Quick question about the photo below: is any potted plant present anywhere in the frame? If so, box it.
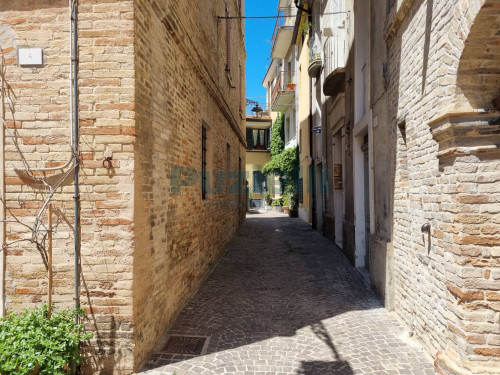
[264,191,272,207]
[288,193,299,218]
[300,21,313,37]
[286,78,296,91]
[282,193,291,214]
[271,198,283,212]
[282,184,299,217]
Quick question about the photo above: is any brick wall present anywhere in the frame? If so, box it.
[78,1,136,372]
[0,0,137,372]
[387,0,500,373]
[0,0,245,373]
[132,0,246,370]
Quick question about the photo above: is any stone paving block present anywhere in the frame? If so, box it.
[137,212,435,374]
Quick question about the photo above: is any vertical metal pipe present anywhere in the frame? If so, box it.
[71,0,80,319]
[48,204,53,318]
[0,57,6,317]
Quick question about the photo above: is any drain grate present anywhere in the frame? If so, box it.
[161,335,209,355]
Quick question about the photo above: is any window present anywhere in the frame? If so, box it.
[398,121,407,146]
[298,178,303,204]
[239,63,243,114]
[253,171,263,194]
[252,129,266,149]
[246,128,270,150]
[202,125,207,199]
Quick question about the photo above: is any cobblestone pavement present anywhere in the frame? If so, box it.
[138,211,435,375]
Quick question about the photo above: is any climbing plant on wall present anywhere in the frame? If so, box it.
[269,113,285,158]
[262,113,300,207]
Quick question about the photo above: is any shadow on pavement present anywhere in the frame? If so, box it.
[297,360,354,375]
[139,214,411,373]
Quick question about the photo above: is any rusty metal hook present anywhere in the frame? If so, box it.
[102,156,112,169]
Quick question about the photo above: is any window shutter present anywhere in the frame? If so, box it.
[246,128,253,149]
[253,171,263,194]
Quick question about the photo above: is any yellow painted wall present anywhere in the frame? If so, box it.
[245,151,271,198]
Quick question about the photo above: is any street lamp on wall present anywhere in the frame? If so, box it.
[251,104,263,118]
[246,98,264,118]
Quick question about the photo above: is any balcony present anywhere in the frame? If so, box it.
[271,70,295,113]
[271,7,296,59]
[308,34,323,78]
[323,25,347,97]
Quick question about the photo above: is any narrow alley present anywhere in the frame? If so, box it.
[139,212,434,375]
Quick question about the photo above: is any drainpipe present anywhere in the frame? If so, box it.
[0,58,5,317]
[71,0,81,319]
[294,0,312,14]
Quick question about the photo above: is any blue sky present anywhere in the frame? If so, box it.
[245,0,279,114]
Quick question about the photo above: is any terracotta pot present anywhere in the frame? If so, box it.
[286,83,296,90]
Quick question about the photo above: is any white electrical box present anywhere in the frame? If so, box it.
[18,47,43,67]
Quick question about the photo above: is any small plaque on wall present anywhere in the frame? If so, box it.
[18,47,43,67]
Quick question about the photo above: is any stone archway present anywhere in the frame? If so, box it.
[457,0,500,110]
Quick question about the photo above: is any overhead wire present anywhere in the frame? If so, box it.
[217,11,349,20]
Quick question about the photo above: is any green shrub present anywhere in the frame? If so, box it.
[262,146,299,179]
[271,198,282,206]
[282,193,291,207]
[264,191,272,205]
[0,305,92,375]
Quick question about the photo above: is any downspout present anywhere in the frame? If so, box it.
[71,0,81,319]
[294,0,312,14]
[0,57,5,317]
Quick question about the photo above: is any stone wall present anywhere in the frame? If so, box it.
[132,0,246,371]
[387,0,500,373]
[0,0,137,372]
[0,0,245,373]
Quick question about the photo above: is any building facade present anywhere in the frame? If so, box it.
[266,0,500,373]
[246,114,273,208]
[263,0,300,152]
[264,0,315,221]
[0,0,246,373]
